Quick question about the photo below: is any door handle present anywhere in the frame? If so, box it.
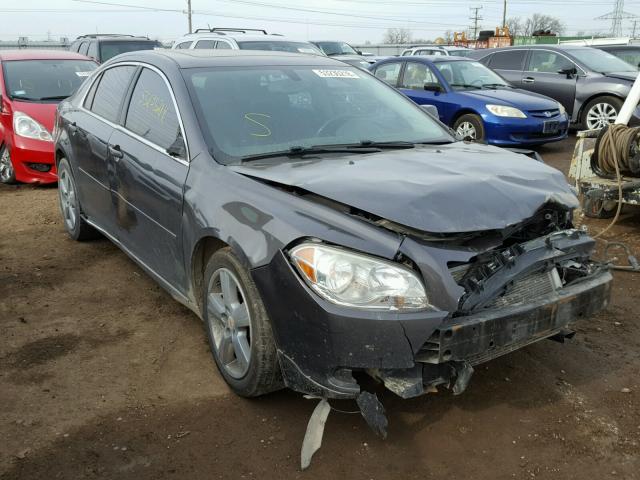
[108,144,124,161]
[522,77,535,84]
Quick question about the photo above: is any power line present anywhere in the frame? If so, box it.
[596,0,638,36]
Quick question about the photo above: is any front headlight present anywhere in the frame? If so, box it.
[289,243,428,310]
[486,104,527,118]
[13,111,53,142]
[557,103,567,116]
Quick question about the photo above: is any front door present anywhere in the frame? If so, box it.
[398,61,449,123]
[523,50,578,115]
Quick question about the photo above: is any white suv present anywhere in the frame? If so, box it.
[172,28,323,55]
[401,45,473,57]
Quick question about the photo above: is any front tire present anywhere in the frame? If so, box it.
[57,157,99,241]
[203,248,283,397]
[0,145,16,184]
[582,96,623,130]
[453,114,485,142]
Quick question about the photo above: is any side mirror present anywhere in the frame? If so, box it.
[420,104,439,118]
[559,66,577,78]
[356,50,363,55]
[423,82,443,93]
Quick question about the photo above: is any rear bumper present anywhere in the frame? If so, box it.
[9,136,57,184]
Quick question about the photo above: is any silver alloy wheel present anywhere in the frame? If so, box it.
[58,167,78,231]
[586,102,618,130]
[456,121,477,140]
[0,147,14,182]
[207,268,252,379]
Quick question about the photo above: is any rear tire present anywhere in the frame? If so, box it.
[453,114,485,142]
[203,247,283,397]
[0,145,16,184]
[57,157,99,241]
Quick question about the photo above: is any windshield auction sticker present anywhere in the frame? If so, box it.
[312,69,360,79]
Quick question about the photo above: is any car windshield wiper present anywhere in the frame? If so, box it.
[450,83,482,90]
[240,144,382,162]
[38,95,69,101]
[481,83,510,89]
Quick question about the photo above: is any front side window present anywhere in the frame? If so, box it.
[99,41,159,62]
[374,62,402,85]
[435,60,509,90]
[125,68,183,155]
[175,41,192,49]
[78,42,89,56]
[216,41,232,50]
[400,62,440,89]
[90,65,136,123]
[195,40,216,49]
[528,51,575,73]
[184,65,452,164]
[87,42,99,60]
[3,59,98,101]
[236,41,322,55]
[489,50,526,70]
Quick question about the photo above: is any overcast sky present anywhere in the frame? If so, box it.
[2,0,640,44]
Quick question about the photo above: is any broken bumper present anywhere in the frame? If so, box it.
[252,249,612,400]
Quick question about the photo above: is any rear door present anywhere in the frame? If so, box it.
[398,61,449,122]
[108,66,189,286]
[523,49,578,114]
[71,65,137,232]
[486,49,528,86]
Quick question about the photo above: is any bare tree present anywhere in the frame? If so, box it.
[523,14,565,36]
[506,17,523,38]
[383,28,413,44]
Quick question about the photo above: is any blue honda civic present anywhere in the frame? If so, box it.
[370,56,569,146]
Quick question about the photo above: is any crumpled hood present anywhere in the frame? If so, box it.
[459,88,559,111]
[11,101,58,132]
[230,142,579,233]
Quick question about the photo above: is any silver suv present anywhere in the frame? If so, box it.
[401,45,474,57]
[172,28,322,55]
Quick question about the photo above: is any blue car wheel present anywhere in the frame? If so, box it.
[453,114,485,142]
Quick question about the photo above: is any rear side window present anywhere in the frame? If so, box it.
[195,40,216,49]
[175,41,192,49]
[78,42,89,56]
[90,65,136,123]
[216,41,232,50]
[400,62,439,89]
[489,50,526,70]
[125,68,183,154]
[374,62,402,86]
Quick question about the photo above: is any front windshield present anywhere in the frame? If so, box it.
[237,41,322,55]
[3,59,97,101]
[435,60,509,89]
[184,66,452,163]
[570,48,638,73]
[315,41,358,56]
[100,41,159,62]
[604,48,640,68]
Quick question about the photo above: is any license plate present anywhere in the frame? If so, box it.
[543,120,561,134]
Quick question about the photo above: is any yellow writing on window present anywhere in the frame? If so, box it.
[140,90,168,123]
[244,113,272,137]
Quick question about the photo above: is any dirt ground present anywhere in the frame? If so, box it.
[1,136,639,480]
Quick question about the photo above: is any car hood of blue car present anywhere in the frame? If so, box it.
[231,142,578,234]
[456,87,560,111]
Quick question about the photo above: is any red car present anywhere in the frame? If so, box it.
[0,50,97,184]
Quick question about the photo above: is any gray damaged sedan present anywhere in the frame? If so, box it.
[54,50,611,427]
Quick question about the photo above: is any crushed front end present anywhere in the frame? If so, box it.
[251,205,612,402]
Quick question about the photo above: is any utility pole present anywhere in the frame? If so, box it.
[502,0,507,28]
[187,0,192,33]
[633,19,639,37]
[469,6,483,40]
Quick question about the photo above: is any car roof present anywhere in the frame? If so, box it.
[0,49,93,61]
[380,55,472,63]
[110,49,345,68]
[180,33,304,43]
